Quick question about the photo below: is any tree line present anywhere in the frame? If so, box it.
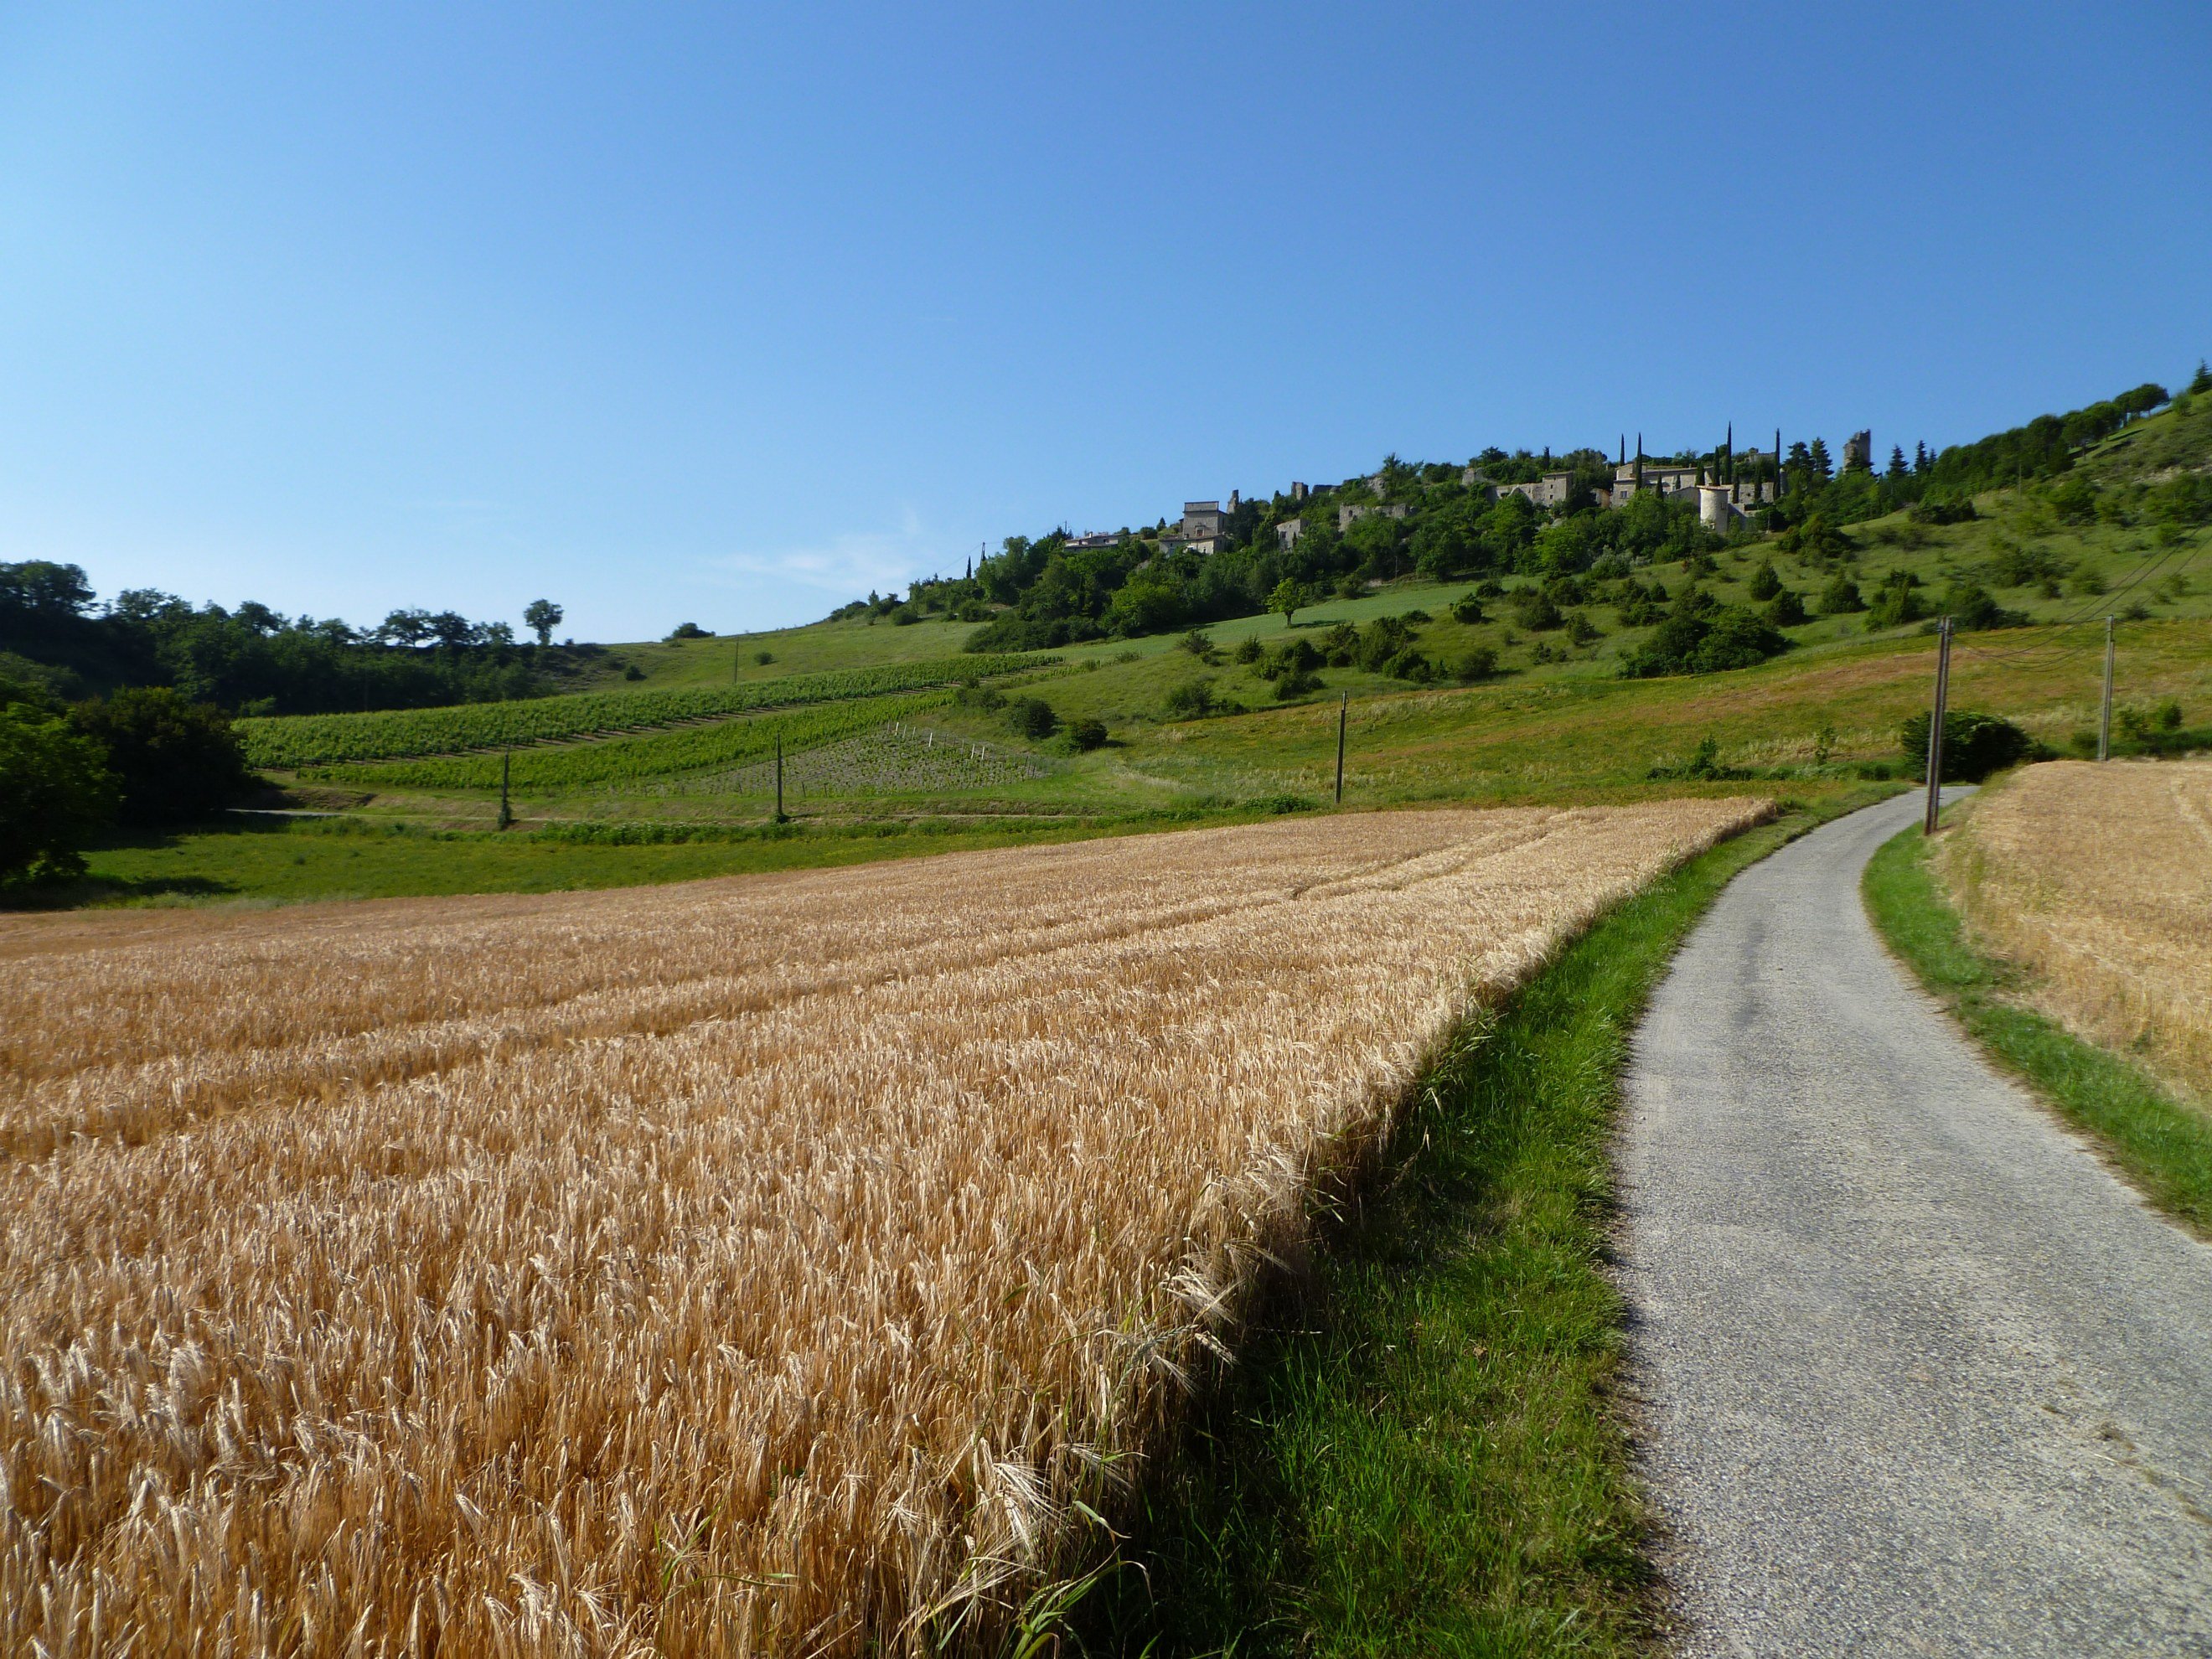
[0,562,573,716]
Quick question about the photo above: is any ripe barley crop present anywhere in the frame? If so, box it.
[0,801,1765,1655]
[1938,758,2212,1107]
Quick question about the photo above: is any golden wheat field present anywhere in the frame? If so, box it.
[0,800,1765,1656]
[1938,758,2212,1109]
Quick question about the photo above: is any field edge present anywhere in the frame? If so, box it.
[1068,791,1884,1656]
[1862,816,2212,1239]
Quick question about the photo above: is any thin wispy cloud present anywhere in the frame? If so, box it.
[707,511,962,599]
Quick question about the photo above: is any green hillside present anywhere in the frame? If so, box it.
[27,382,2212,908]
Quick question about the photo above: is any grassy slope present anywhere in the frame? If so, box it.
[1078,801,1862,1656]
[1863,816,2212,1235]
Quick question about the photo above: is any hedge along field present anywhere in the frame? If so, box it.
[237,654,1057,767]
[313,691,955,793]
[0,799,1767,1656]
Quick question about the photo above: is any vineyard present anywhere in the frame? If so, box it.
[668,720,1054,798]
[237,654,1057,767]
[311,692,955,793]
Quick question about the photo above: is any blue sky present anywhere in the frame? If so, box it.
[2,3,2206,641]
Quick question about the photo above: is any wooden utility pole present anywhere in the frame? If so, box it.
[499,747,513,830]
[774,736,786,824]
[1922,617,1952,835]
[2097,616,2116,762]
[1334,692,1348,804]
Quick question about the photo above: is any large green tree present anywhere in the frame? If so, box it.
[68,686,256,824]
[0,690,117,884]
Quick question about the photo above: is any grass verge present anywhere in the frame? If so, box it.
[1863,822,2212,1236]
[1077,799,1856,1657]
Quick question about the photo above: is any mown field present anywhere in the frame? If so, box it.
[0,799,1765,1655]
[1936,759,2212,1108]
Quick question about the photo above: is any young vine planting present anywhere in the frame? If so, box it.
[310,692,954,792]
[239,654,1057,767]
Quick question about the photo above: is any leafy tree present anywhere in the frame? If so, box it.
[68,687,256,824]
[1005,696,1059,740]
[1269,579,1306,628]
[0,692,117,884]
[524,599,564,646]
[1899,710,2031,781]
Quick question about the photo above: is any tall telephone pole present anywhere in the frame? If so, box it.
[1922,617,1953,835]
[2097,617,2116,761]
[1335,693,1348,804]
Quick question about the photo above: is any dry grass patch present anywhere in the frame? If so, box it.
[0,802,1765,1655]
[1938,759,2212,1109]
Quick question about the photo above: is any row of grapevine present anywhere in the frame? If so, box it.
[667,721,1053,798]
[240,654,1057,767]
[308,692,955,792]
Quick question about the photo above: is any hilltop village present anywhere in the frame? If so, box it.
[840,419,1964,653]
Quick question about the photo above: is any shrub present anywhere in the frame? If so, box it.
[1163,679,1217,720]
[1067,718,1109,751]
[1620,603,1787,679]
[1382,649,1432,682]
[1180,629,1217,659]
[1232,637,1264,664]
[890,607,919,626]
[1818,573,1866,613]
[623,664,647,680]
[1511,589,1563,631]
[1746,561,1782,601]
[1453,646,1499,682]
[754,649,776,664]
[1275,669,1322,700]
[1450,593,1486,624]
[68,687,255,825]
[1353,615,1417,670]
[1005,697,1059,740]
[1941,581,2031,632]
[1565,611,1603,645]
[1909,497,1977,525]
[1765,590,1808,628]
[1867,574,1929,629]
[667,622,713,640]
[1898,710,2032,781]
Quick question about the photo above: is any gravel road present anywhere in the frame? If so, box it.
[1619,789,2212,1656]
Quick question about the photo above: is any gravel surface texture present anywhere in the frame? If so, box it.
[1619,789,2212,1656]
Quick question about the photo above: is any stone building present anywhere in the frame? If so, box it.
[1843,430,1873,472]
[1275,518,1304,549]
[1164,501,1229,555]
[1337,503,1408,531]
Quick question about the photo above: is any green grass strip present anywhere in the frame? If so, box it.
[1078,807,1822,1658]
[1863,823,2212,1235]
